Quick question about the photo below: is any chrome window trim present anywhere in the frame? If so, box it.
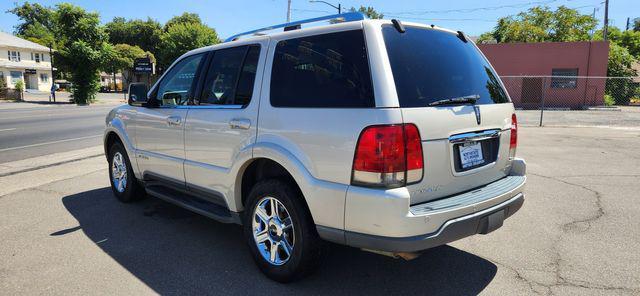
[181,105,245,109]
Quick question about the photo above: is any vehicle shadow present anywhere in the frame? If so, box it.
[60,187,497,295]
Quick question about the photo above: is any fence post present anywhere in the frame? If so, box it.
[539,77,546,127]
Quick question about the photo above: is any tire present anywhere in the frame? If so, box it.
[243,179,323,282]
[108,142,145,203]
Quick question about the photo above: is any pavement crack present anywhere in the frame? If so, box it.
[529,172,604,232]
[490,257,639,295]
[489,259,547,295]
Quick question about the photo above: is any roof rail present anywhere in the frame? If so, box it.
[224,12,366,42]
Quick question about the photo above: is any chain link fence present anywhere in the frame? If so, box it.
[500,76,640,125]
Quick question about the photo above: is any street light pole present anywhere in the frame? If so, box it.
[309,1,342,14]
[49,44,55,103]
[287,0,292,22]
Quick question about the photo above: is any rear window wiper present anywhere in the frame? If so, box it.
[428,95,480,106]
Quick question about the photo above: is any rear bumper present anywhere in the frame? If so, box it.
[317,158,526,252]
[340,193,524,252]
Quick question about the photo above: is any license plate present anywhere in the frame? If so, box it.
[459,141,484,169]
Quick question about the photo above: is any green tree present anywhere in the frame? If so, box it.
[486,6,596,43]
[349,6,383,19]
[164,12,202,30]
[8,2,56,47]
[604,43,638,105]
[111,44,155,89]
[52,3,108,104]
[54,3,106,48]
[105,17,162,53]
[601,27,640,58]
[634,19,640,31]
[158,22,219,69]
[477,32,497,44]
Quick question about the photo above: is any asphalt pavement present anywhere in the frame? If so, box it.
[0,102,119,163]
[0,125,639,295]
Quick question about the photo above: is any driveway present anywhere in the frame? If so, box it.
[0,126,639,295]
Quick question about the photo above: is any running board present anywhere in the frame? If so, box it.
[145,184,241,224]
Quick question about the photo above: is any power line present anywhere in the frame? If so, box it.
[385,2,602,23]
[383,15,496,22]
[384,0,560,15]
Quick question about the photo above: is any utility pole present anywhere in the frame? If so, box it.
[287,0,292,22]
[626,17,631,31]
[590,8,597,39]
[603,0,609,41]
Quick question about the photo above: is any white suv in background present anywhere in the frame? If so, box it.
[104,13,526,282]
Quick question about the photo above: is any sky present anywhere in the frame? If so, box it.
[0,0,638,39]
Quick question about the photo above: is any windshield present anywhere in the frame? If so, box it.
[382,26,510,107]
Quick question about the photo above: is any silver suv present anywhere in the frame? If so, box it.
[104,13,526,282]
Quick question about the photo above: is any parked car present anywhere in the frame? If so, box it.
[104,13,526,282]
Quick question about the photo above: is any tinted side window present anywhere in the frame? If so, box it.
[155,53,203,106]
[234,46,260,106]
[270,30,374,108]
[199,47,246,105]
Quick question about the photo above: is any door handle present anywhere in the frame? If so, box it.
[166,115,182,126]
[229,118,251,130]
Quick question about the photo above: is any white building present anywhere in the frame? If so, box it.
[0,31,53,92]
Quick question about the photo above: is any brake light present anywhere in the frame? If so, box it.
[509,113,518,159]
[352,124,423,188]
[404,124,423,183]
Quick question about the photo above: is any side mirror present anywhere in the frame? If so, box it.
[128,83,148,107]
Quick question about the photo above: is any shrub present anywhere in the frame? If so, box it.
[14,80,24,93]
[604,94,615,106]
[0,76,6,99]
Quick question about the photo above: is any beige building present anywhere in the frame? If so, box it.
[0,31,53,92]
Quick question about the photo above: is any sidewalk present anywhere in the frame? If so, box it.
[0,146,105,196]
[1,91,126,108]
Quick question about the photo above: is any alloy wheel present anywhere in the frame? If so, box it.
[252,196,295,266]
[111,152,128,193]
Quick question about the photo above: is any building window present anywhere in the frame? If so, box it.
[40,73,49,83]
[10,71,22,84]
[35,53,41,63]
[551,68,578,89]
[8,51,21,62]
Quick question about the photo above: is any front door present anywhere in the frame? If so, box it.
[135,53,205,185]
[24,73,36,89]
[184,42,265,201]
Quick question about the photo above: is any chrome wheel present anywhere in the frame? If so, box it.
[252,196,295,266]
[111,152,127,193]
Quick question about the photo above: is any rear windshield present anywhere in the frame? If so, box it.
[382,26,509,107]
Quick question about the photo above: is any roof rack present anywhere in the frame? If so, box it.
[224,12,366,42]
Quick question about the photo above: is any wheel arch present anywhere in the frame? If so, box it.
[232,143,348,232]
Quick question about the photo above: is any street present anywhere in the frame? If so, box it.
[0,98,120,163]
[0,104,639,294]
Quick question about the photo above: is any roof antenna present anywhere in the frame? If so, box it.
[391,19,406,33]
[457,31,468,43]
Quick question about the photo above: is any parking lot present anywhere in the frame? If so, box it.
[1,111,639,295]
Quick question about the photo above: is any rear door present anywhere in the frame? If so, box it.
[183,42,266,203]
[381,25,515,204]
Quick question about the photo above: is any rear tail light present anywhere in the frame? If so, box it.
[352,124,423,188]
[509,113,518,159]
